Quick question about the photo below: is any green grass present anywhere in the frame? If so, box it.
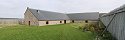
[0,23,96,40]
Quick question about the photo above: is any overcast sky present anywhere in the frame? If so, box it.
[0,0,125,18]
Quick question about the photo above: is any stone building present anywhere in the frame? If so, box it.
[24,7,99,26]
[67,12,99,23]
[24,8,70,26]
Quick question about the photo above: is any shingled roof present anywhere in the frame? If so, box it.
[28,8,70,20]
[67,12,99,20]
[27,8,99,21]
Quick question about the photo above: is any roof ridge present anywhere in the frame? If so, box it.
[28,8,70,20]
[28,8,64,14]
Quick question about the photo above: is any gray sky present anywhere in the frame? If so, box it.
[0,0,125,18]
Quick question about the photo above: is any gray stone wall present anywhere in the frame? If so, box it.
[24,9,39,26]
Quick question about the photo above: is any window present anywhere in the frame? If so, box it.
[72,20,74,23]
[85,20,88,23]
[46,21,49,24]
[28,21,30,26]
[60,21,62,23]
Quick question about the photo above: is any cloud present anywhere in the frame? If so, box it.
[29,0,125,13]
[0,0,27,18]
[0,0,125,18]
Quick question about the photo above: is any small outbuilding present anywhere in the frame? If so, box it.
[0,18,20,25]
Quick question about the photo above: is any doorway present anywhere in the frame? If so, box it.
[64,20,66,24]
[28,21,30,26]
[72,20,74,23]
[60,21,62,23]
[85,20,88,23]
[46,21,49,24]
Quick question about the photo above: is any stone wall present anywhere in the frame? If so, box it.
[39,20,70,26]
[24,9,39,26]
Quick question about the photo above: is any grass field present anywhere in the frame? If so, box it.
[0,23,96,40]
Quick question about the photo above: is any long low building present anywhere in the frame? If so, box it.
[24,7,99,26]
[67,12,99,23]
[0,18,23,25]
[24,8,70,26]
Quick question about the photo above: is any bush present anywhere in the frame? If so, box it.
[79,22,98,33]
[96,21,116,40]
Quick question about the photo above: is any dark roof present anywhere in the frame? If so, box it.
[28,8,70,20]
[67,12,99,20]
[28,8,99,21]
